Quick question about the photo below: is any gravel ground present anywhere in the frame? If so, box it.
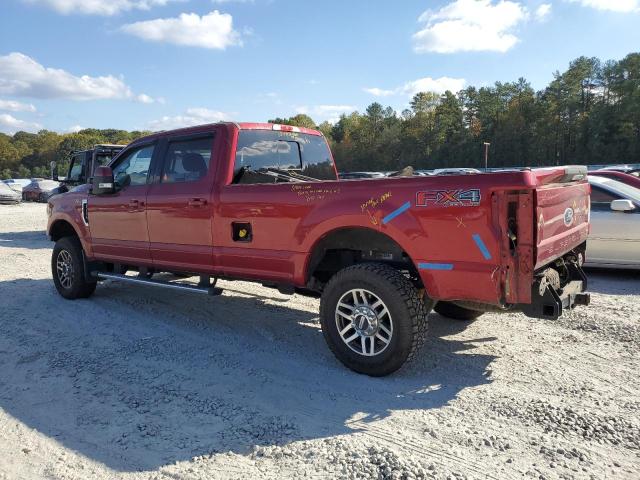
[0,202,638,480]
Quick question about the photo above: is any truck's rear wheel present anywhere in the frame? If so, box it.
[52,236,97,299]
[319,263,433,376]
[434,301,483,321]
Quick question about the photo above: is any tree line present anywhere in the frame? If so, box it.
[1,52,638,180]
[0,129,151,180]
[275,53,640,172]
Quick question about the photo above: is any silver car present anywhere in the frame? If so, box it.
[0,181,21,204]
[586,176,640,269]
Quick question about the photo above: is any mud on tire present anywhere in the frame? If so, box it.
[52,236,97,300]
[319,263,434,376]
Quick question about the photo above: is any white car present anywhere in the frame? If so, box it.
[3,178,31,193]
[0,181,21,204]
[586,176,640,269]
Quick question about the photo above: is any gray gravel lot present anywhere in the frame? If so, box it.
[0,203,639,479]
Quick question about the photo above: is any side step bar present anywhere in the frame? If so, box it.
[96,272,223,296]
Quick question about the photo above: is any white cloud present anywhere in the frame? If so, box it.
[148,107,231,130]
[136,93,155,104]
[413,0,528,54]
[66,125,85,133]
[568,0,639,12]
[121,10,242,49]
[364,76,467,97]
[535,3,552,20]
[0,99,37,112]
[0,113,42,134]
[363,87,395,97]
[295,105,356,123]
[0,52,154,102]
[401,77,467,95]
[24,0,176,16]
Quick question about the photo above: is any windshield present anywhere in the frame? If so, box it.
[596,177,640,202]
[234,130,336,182]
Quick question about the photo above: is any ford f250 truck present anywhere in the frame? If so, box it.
[47,122,591,376]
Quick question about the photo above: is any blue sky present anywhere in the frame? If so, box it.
[1,0,639,134]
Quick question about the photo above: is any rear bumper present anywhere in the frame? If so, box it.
[520,263,590,320]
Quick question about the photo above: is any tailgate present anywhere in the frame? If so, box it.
[534,168,590,269]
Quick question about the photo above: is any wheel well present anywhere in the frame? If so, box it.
[49,220,78,242]
[306,227,421,291]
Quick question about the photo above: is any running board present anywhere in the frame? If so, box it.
[96,272,223,296]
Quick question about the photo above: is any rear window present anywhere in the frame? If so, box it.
[233,130,336,184]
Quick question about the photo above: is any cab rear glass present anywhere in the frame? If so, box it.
[233,130,336,183]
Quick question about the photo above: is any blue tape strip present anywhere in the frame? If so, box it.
[382,201,411,224]
[472,233,492,260]
[418,262,454,271]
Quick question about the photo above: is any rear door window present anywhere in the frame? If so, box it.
[160,135,214,183]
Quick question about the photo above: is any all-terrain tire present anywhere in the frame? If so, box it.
[434,301,484,321]
[319,263,434,376]
[52,236,97,299]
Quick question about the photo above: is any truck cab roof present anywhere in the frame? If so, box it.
[133,122,324,145]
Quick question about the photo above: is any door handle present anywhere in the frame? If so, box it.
[188,198,207,207]
[128,199,139,208]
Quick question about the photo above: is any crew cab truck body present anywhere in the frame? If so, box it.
[47,122,591,376]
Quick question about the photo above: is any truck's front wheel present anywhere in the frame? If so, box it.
[52,236,97,300]
[319,263,432,376]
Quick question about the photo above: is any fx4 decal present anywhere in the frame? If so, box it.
[416,189,481,207]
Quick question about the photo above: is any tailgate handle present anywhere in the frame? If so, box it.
[188,198,207,207]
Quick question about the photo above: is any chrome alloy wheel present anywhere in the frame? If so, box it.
[335,288,393,356]
[56,249,74,289]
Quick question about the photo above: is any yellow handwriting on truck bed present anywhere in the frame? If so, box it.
[361,191,392,212]
[291,184,341,202]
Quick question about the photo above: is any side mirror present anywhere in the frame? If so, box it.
[92,166,115,195]
[610,199,635,212]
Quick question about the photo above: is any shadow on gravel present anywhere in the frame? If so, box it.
[0,277,495,472]
[584,268,640,295]
[0,230,49,250]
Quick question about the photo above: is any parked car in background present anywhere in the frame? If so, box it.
[590,170,640,189]
[433,168,482,175]
[338,171,386,179]
[598,164,640,177]
[586,176,640,269]
[0,181,21,204]
[3,178,31,193]
[22,179,61,202]
[62,144,125,188]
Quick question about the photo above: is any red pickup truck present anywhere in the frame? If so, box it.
[47,122,591,376]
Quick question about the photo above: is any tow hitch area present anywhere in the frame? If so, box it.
[520,264,590,320]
